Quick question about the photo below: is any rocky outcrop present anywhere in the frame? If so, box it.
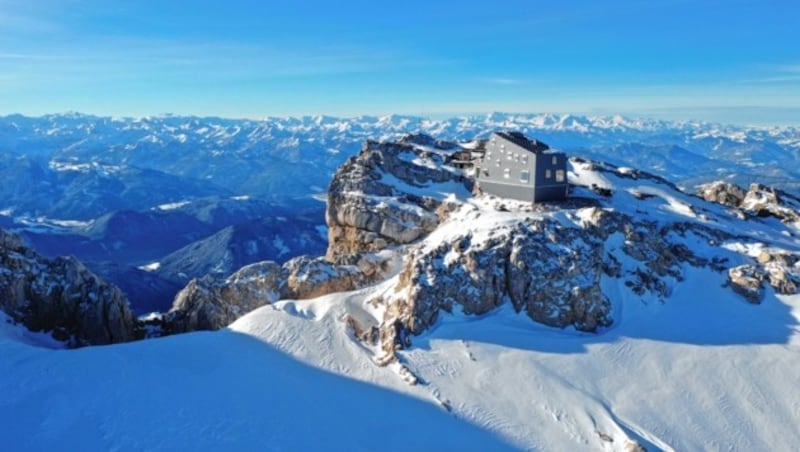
[163,134,800,350]
[325,135,472,258]
[164,261,286,333]
[727,250,800,303]
[0,229,135,346]
[164,252,393,333]
[380,218,614,345]
[741,184,800,223]
[698,181,746,207]
[373,201,731,357]
[760,251,799,295]
[699,181,800,223]
[727,265,766,303]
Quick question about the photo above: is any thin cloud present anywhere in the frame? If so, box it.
[737,62,800,84]
[0,52,77,61]
[477,77,524,86]
[0,38,446,89]
[742,75,800,84]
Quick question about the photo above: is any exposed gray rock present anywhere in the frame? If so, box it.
[164,261,286,333]
[698,181,746,207]
[0,229,135,346]
[164,252,392,333]
[728,265,766,303]
[374,206,723,357]
[759,250,800,295]
[700,181,800,224]
[326,136,472,258]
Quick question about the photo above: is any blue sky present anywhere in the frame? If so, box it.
[1,0,798,124]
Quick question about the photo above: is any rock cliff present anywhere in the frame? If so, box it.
[0,229,135,346]
[164,134,800,360]
[325,134,473,258]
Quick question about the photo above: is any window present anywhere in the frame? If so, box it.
[552,156,557,165]
[507,153,513,161]
[555,170,565,182]
[503,168,510,179]
[495,158,501,167]
[522,155,528,164]
[486,151,491,159]
[520,170,530,183]
[545,169,552,179]
[514,153,520,162]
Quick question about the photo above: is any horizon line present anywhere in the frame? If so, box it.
[2,108,800,129]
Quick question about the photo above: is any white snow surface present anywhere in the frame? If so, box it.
[155,200,191,211]
[0,309,513,451]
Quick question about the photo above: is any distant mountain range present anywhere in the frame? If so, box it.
[1,112,798,220]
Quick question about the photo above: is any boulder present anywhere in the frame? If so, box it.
[698,181,746,207]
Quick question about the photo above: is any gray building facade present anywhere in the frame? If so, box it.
[476,131,568,202]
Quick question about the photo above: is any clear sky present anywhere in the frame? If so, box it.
[1,0,799,124]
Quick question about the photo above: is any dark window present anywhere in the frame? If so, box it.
[520,170,530,183]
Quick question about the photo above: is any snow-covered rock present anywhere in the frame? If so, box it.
[165,134,800,349]
[700,181,800,224]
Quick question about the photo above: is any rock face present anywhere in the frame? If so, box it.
[164,252,393,333]
[325,134,473,258]
[374,198,731,356]
[383,218,614,341]
[0,229,135,346]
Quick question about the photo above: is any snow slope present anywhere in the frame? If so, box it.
[0,311,513,451]
[224,271,800,451]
